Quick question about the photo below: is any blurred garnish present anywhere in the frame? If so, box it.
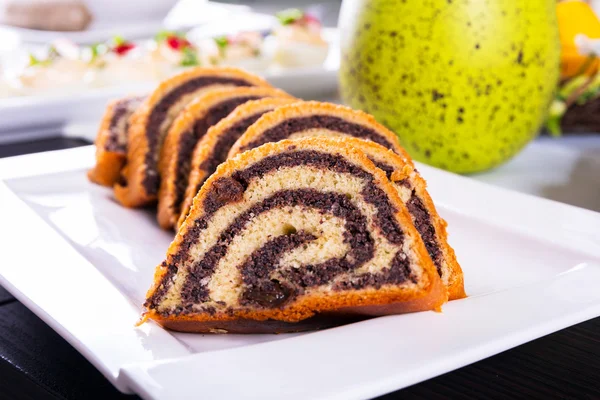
[180,47,199,67]
[27,46,59,67]
[27,53,43,67]
[90,43,103,59]
[545,63,600,135]
[275,8,321,27]
[110,36,135,56]
[276,8,304,25]
[87,43,108,63]
[545,1,600,134]
[48,46,59,60]
[214,36,229,50]
[156,30,192,51]
[155,30,178,42]
[546,101,567,136]
[112,35,126,46]
[557,0,600,79]
[113,43,135,56]
[167,36,191,51]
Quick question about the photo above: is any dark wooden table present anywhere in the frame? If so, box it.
[1,137,599,400]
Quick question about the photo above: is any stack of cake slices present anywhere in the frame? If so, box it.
[89,67,465,334]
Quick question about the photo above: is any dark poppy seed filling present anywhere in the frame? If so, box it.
[177,189,375,311]
[332,251,417,291]
[198,111,269,184]
[177,111,271,227]
[171,96,260,214]
[142,77,252,195]
[239,115,395,152]
[146,150,411,313]
[369,158,444,278]
[228,151,403,244]
[406,192,443,276]
[396,178,412,188]
[240,232,316,308]
[174,189,416,314]
[371,160,394,179]
[105,96,144,153]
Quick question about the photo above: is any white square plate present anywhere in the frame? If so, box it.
[0,146,599,399]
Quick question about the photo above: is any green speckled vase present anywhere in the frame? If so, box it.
[339,0,560,173]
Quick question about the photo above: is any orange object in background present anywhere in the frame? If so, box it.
[557,0,600,79]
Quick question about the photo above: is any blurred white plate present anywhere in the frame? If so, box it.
[0,1,250,44]
[0,146,599,399]
[0,20,165,44]
[0,28,340,136]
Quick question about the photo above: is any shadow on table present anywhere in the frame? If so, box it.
[540,148,600,213]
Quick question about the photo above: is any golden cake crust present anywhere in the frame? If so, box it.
[144,137,447,333]
[157,86,294,230]
[176,97,300,229]
[339,138,465,300]
[227,101,413,163]
[87,96,141,187]
[150,281,446,333]
[113,67,271,208]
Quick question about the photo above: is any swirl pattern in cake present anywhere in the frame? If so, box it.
[114,67,271,207]
[178,101,414,229]
[157,86,294,229]
[88,95,144,187]
[178,97,300,229]
[143,137,447,333]
[228,101,413,161]
[337,138,465,300]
